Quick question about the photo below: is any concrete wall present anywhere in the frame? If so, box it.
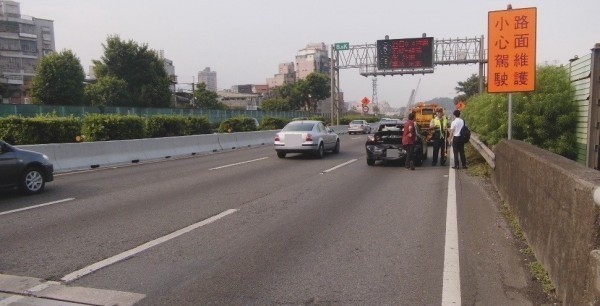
[492,140,600,304]
[19,131,277,173]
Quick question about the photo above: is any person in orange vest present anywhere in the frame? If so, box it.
[429,108,448,166]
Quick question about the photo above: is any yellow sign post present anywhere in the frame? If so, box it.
[488,7,537,93]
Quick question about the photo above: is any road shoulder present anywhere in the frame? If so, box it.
[455,171,559,304]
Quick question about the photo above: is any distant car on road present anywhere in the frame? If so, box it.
[348,120,372,134]
[0,140,54,194]
[274,120,340,158]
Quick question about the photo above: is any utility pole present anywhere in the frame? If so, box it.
[191,76,196,107]
[372,77,378,115]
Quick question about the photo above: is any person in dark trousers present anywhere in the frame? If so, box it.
[449,109,467,169]
[403,112,417,170]
[429,108,448,166]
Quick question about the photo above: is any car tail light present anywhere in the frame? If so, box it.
[274,134,280,141]
[305,133,313,142]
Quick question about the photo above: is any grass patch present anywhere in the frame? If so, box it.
[464,143,493,177]
[529,262,556,294]
[501,202,556,296]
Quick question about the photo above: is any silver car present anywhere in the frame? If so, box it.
[0,140,54,194]
[348,120,372,134]
[274,120,340,158]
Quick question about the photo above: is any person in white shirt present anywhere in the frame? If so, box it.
[449,109,467,169]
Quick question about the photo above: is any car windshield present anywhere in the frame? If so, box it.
[283,122,314,132]
[350,120,363,124]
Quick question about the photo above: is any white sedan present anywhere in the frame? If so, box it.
[274,120,340,158]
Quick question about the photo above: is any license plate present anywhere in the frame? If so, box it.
[386,149,399,158]
[286,134,303,146]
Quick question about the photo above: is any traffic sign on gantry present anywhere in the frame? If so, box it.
[334,42,349,51]
[487,7,537,93]
[377,37,434,70]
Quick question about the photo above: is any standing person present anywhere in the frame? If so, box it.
[429,108,448,166]
[403,112,417,170]
[449,110,467,169]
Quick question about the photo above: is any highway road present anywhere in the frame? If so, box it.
[0,133,546,305]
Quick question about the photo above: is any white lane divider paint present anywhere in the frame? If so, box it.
[0,198,75,216]
[209,157,269,170]
[61,209,238,283]
[441,157,461,305]
[321,159,357,174]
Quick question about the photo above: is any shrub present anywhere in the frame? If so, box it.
[146,115,188,138]
[185,116,212,135]
[260,117,289,130]
[218,116,258,133]
[0,115,81,145]
[82,114,145,141]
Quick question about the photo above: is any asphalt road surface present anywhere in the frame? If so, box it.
[0,133,552,305]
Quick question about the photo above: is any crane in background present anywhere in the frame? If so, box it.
[404,79,421,118]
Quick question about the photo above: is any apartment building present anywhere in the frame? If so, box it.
[266,62,295,88]
[198,67,217,92]
[0,0,55,103]
[295,43,329,80]
[158,50,177,92]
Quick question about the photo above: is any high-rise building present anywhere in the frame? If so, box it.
[295,43,330,80]
[158,50,177,92]
[198,67,217,92]
[0,0,55,104]
[266,62,295,88]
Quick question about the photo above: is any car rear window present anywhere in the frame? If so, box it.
[283,122,314,131]
[350,120,363,124]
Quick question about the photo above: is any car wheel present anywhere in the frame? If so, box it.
[367,158,375,166]
[20,167,45,194]
[333,140,340,154]
[277,151,286,158]
[315,143,324,158]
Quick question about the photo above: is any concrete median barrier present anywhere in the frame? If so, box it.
[236,131,274,148]
[141,137,177,160]
[217,133,238,150]
[196,134,221,153]
[16,131,274,173]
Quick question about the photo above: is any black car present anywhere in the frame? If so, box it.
[0,140,54,194]
[365,120,427,166]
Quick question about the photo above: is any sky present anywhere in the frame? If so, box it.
[21,0,600,107]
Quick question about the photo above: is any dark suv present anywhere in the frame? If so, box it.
[365,119,427,166]
[0,140,54,194]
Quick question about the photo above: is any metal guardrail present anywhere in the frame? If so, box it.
[469,133,495,169]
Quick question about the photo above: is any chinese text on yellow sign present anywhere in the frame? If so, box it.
[488,7,537,93]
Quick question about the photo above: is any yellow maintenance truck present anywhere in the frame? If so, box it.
[410,102,439,144]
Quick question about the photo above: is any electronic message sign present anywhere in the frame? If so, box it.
[377,37,434,70]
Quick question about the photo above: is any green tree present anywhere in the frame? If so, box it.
[84,76,130,107]
[303,72,331,111]
[463,65,577,159]
[260,98,290,111]
[93,35,171,107]
[454,73,486,104]
[194,83,227,109]
[31,50,85,105]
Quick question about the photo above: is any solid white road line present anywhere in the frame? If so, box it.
[209,157,269,170]
[321,159,358,174]
[0,198,75,216]
[442,157,461,304]
[60,209,238,283]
